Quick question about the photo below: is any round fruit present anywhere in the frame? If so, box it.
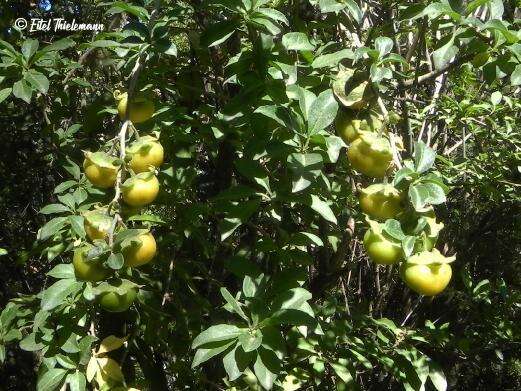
[335,109,383,144]
[123,233,157,267]
[83,152,119,188]
[347,132,393,178]
[400,249,455,296]
[359,184,403,221]
[122,173,159,207]
[73,246,110,282]
[363,229,403,265]
[116,92,155,124]
[127,136,164,173]
[84,210,112,241]
[99,285,138,313]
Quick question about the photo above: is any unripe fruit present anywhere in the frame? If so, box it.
[123,233,157,267]
[347,132,393,178]
[83,210,112,241]
[122,173,159,207]
[400,249,454,296]
[363,229,403,265]
[83,152,119,188]
[73,246,110,282]
[359,184,403,221]
[127,136,164,173]
[335,109,383,144]
[99,285,138,313]
[116,92,155,124]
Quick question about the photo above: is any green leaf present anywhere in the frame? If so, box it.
[382,219,406,241]
[192,340,235,368]
[106,253,125,270]
[21,39,39,62]
[238,329,263,352]
[253,348,280,390]
[0,87,11,104]
[331,360,354,383]
[12,79,32,103]
[282,32,314,51]
[88,40,121,48]
[311,49,354,68]
[491,91,502,105]
[223,345,242,381]
[511,64,521,86]
[68,215,86,238]
[307,89,338,134]
[432,34,458,70]
[414,141,436,173]
[41,278,82,311]
[201,20,238,47]
[287,153,323,193]
[37,368,68,391]
[38,217,68,241]
[66,371,86,391]
[106,2,150,20]
[325,135,347,163]
[20,333,45,352]
[309,195,337,224]
[375,36,393,57]
[40,204,71,214]
[46,264,75,279]
[25,70,49,94]
[221,287,249,323]
[272,288,312,312]
[191,324,242,349]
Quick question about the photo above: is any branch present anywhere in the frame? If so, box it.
[403,53,474,87]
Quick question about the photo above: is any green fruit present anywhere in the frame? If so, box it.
[401,249,455,296]
[99,285,138,312]
[347,132,393,178]
[73,246,110,282]
[359,184,403,221]
[336,109,383,143]
[363,229,403,265]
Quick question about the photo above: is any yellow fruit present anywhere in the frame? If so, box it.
[335,109,383,143]
[84,210,112,241]
[363,229,403,265]
[122,173,159,207]
[127,136,164,173]
[401,249,454,296]
[359,184,403,221]
[83,152,119,188]
[347,132,393,178]
[123,233,157,267]
[73,246,110,282]
[116,92,155,123]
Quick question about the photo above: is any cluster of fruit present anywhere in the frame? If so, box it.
[74,93,163,312]
[336,108,454,296]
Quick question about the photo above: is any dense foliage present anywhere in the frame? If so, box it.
[0,1,520,390]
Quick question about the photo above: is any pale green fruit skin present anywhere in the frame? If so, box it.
[73,246,110,282]
[336,110,383,143]
[123,233,157,267]
[129,141,164,173]
[363,229,403,265]
[83,158,118,188]
[117,94,155,123]
[122,175,160,207]
[347,134,393,178]
[401,261,452,296]
[359,184,403,221]
[99,287,138,312]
